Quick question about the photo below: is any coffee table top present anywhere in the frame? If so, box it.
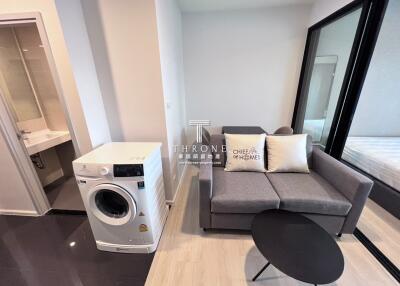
[251,210,344,284]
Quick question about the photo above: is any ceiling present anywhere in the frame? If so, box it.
[178,0,317,12]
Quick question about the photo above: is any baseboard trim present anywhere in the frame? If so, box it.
[0,209,39,216]
[354,228,400,282]
[166,163,187,205]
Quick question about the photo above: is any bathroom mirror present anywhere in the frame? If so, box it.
[0,24,43,122]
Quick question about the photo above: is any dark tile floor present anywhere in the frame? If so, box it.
[0,214,154,286]
[45,176,86,211]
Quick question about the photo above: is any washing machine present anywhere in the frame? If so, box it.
[72,142,168,253]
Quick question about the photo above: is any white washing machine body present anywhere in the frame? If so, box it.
[73,143,168,253]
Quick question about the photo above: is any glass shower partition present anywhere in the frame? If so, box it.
[0,24,43,122]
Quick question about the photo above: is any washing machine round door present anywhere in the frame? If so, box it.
[88,183,137,226]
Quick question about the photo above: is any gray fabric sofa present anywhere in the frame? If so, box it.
[199,134,374,234]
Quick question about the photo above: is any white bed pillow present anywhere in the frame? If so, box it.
[224,133,266,172]
[266,134,309,173]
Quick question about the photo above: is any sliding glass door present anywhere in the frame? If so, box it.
[293,7,362,148]
[292,0,389,157]
[293,0,398,279]
[292,4,364,148]
[341,0,399,270]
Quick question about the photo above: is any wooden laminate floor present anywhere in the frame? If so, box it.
[145,166,398,286]
[358,199,400,267]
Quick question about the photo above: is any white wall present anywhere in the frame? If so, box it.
[81,0,167,143]
[0,0,95,214]
[0,123,36,215]
[81,0,182,202]
[55,0,111,148]
[349,0,400,136]
[155,0,187,197]
[309,0,353,26]
[182,5,311,133]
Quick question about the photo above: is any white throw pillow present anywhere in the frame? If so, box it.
[224,133,266,172]
[266,134,309,173]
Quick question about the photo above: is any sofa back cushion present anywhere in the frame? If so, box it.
[210,133,313,168]
[224,133,267,172]
[266,134,310,173]
[202,127,211,145]
[267,134,313,167]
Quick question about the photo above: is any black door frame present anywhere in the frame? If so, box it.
[291,0,388,159]
[291,0,400,282]
[325,0,388,157]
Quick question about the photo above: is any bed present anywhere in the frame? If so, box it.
[342,137,400,192]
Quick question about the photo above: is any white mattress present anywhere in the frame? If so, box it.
[342,137,400,192]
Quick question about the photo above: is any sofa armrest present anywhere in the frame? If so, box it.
[199,151,213,228]
[312,147,373,233]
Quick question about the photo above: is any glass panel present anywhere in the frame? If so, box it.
[0,26,41,121]
[297,8,362,148]
[342,0,400,268]
[304,56,337,143]
[95,190,130,218]
[14,24,63,127]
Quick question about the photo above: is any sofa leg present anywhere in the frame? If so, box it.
[203,228,207,232]
[337,233,342,238]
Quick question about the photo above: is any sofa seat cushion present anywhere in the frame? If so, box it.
[211,167,280,214]
[266,171,352,216]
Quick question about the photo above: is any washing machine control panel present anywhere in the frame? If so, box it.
[113,164,144,177]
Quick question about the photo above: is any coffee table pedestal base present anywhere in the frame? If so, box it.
[252,262,270,281]
[252,262,318,285]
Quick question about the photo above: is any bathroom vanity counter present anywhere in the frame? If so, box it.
[24,129,71,155]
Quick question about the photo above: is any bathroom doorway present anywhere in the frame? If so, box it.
[0,14,84,213]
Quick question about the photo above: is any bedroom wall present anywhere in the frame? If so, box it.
[349,0,400,137]
[182,5,312,134]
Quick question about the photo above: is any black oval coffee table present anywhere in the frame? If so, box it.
[251,210,344,285]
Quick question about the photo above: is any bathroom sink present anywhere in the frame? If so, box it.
[23,129,71,155]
